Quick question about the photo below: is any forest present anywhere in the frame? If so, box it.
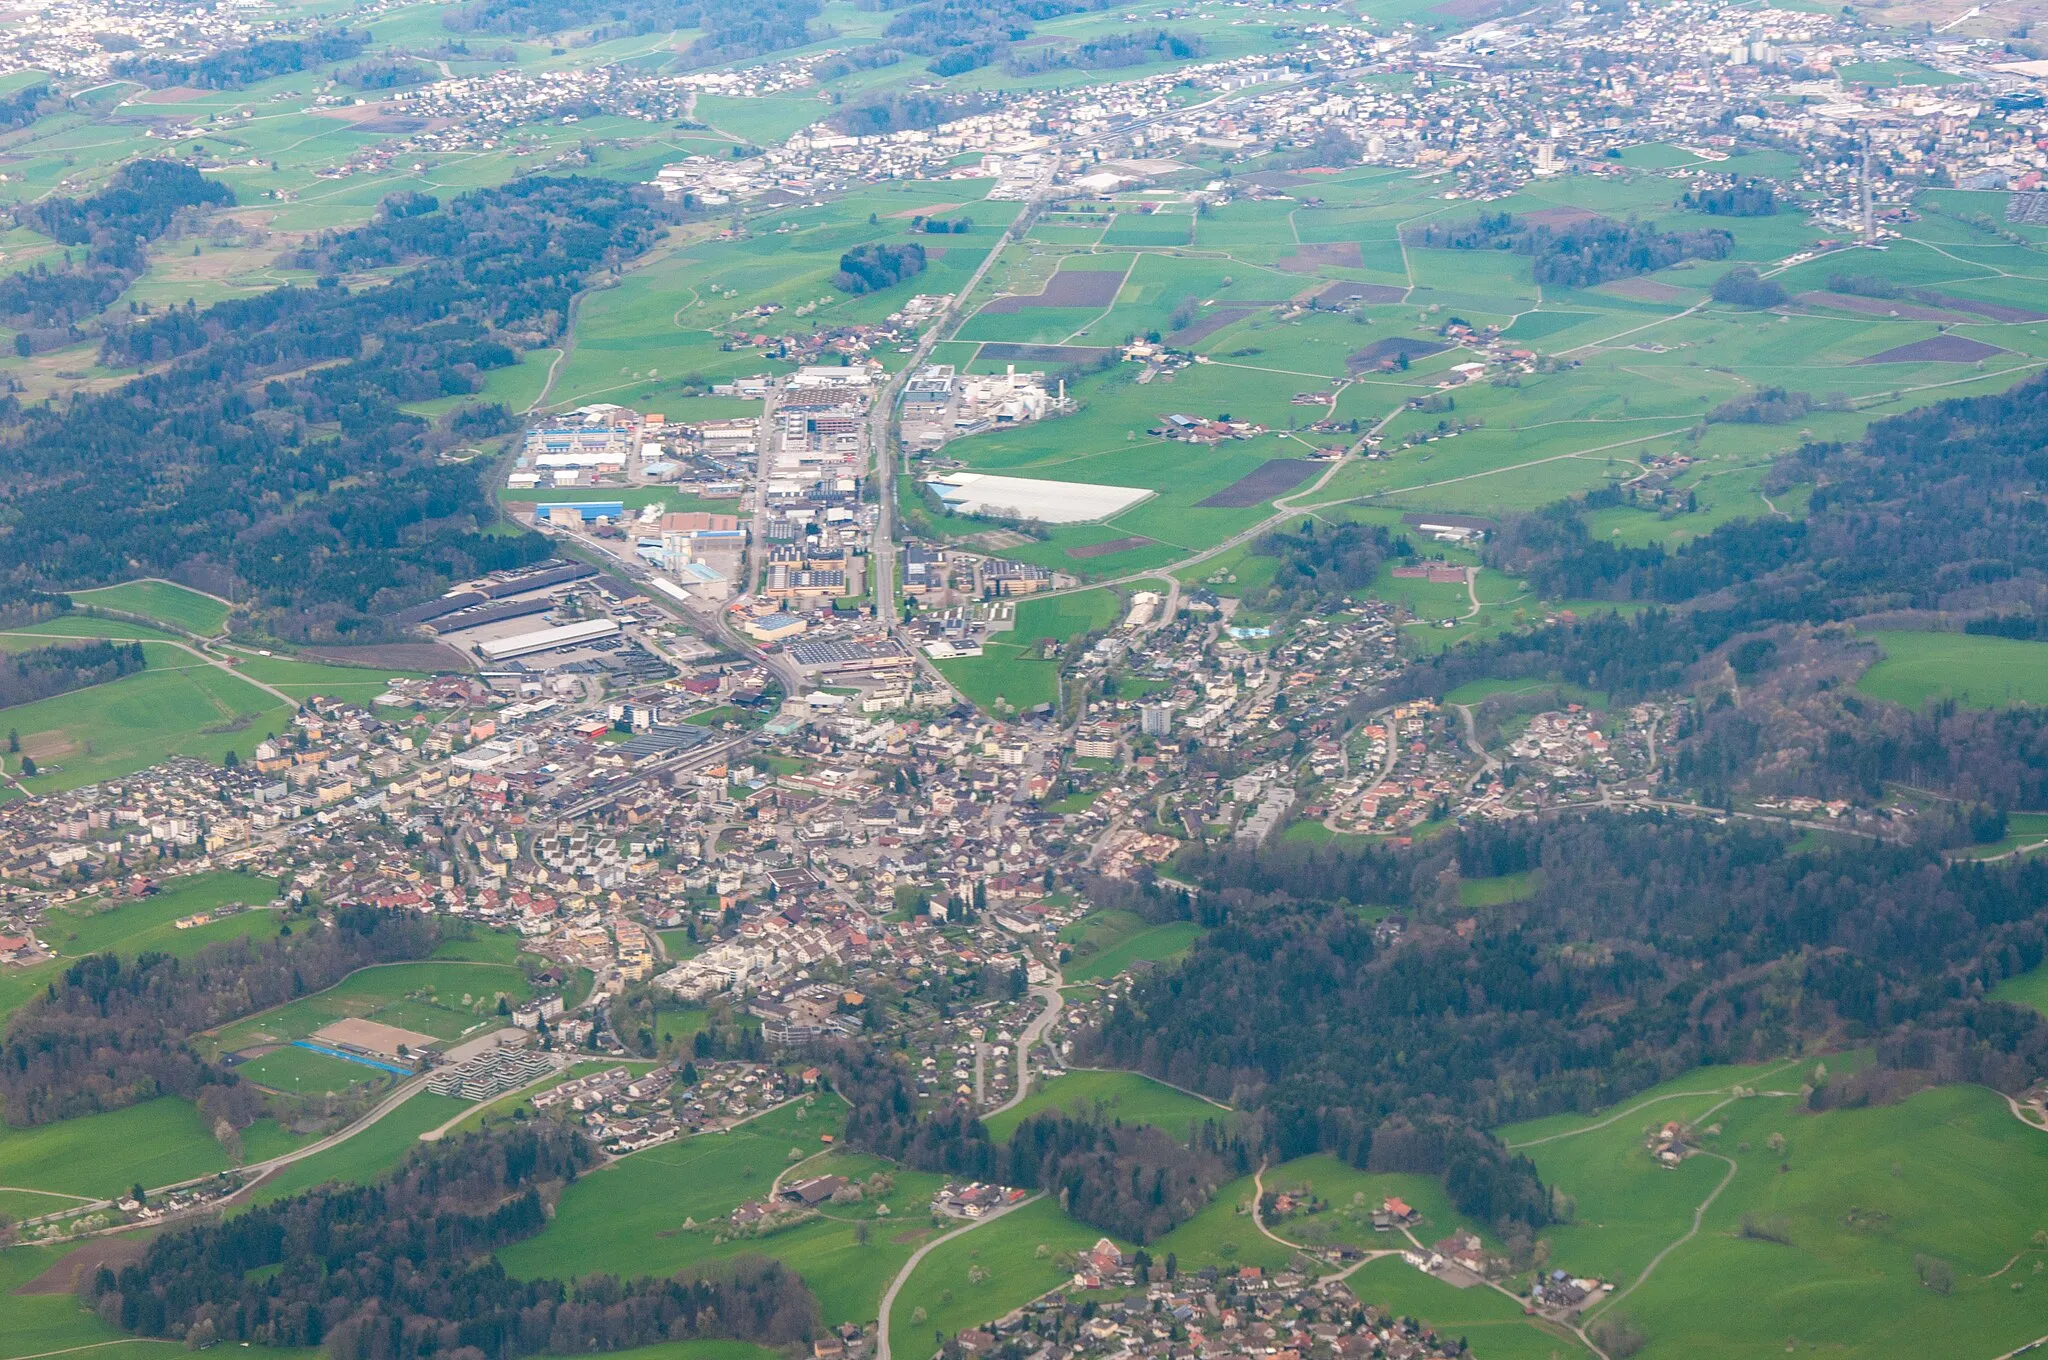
[1243,519,1402,614]
[0,638,147,710]
[1705,385,1840,424]
[836,241,927,294]
[828,91,998,137]
[1085,815,2048,1236]
[90,1122,822,1356]
[1709,265,1788,307]
[114,32,369,89]
[0,906,440,1126]
[1409,211,1733,288]
[882,0,1114,74]
[0,582,73,630]
[0,176,670,639]
[0,81,49,133]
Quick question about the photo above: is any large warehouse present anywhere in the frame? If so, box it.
[476,618,620,661]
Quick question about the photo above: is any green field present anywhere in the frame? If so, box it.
[1458,870,1544,908]
[28,872,282,971]
[1496,1067,2048,1359]
[886,1196,1119,1360]
[228,653,431,703]
[67,580,230,634]
[0,1097,231,1199]
[935,589,1123,712]
[498,1100,931,1323]
[0,641,288,792]
[244,1089,474,1207]
[1057,908,1205,983]
[982,1069,1226,1142]
[1990,958,2048,1016]
[1855,631,2048,710]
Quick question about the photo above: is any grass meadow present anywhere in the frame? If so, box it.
[497,1099,918,1320]
[66,580,230,633]
[27,872,282,977]
[1854,631,2048,710]
[934,589,1122,711]
[885,1196,1119,1360]
[1057,908,1205,983]
[982,1069,1225,1142]
[0,640,289,793]
[1499,1069,2048,1360]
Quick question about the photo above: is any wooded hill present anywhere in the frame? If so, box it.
[0,176,676,641]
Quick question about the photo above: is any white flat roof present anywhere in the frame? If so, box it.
[925,472,1151,524]
[476,618,619,661]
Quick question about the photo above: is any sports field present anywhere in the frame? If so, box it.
[1854,631,2048,709]
[934,589,1123,712]
[233,1043,395,1097]
[207,959,536,1059]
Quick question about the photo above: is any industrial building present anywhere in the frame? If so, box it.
[475,618,620,661]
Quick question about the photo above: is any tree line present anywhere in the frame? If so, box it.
[115,31,369,89]
[0,638,147,710]
[88,1121,822,1356]
[0,905,440,1126]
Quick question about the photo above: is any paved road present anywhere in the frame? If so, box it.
[983,977,1065,1118]
[875,1193,1045,1360]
